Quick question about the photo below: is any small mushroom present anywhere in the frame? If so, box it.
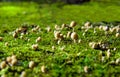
[54,31,61,40]
[84,21,91,27]
[0,61,7,69]
[13,32,18,38]
[89,42,99,49]
[106,49,111,58]
[5,42,9,46]
[84,66,89,73]
[6,56,12,63]
[29,61,35,68]
[61,24,66,29]
[11,58,17,66]
[103,26,109,31]
[115,58,120,65]
[36,37,41,43]
[41,65,47,73]
[57,39,61,45]
[70,21,77,28]
[116,33,120,37]
[52,46,55,51]
[32,44,39,50]
[71,32,78,43]
[11,55,17,60]
[20,71,27,77]
[46,26,51,32]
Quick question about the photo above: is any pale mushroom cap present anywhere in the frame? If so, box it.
[52,46,56,51]
[5,42,9,46]
[91,43,98,49]
[11,58,17,66]
[21,71,27,77]
[13,32,18,38]
[61,24,66,29]
[41,65,46,73]
[46,26,51,32]
[116,58,120,64]
[36,37,41,43]
[103,26,109,31]
[116,33,120,37]
[29,61,35,68]
[32,44,38,50]
[70,21,77,27]
[11,55,17,60]
[6,56,12,63]
[84,66,88,73]
[0,61,7,69]
[84,22,91,27]
[71,32,78,40]
[106,50,111,58]
[89,42,98,49]
[54,31,61,40]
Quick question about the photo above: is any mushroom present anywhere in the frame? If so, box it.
[70,21,77,28]
[106,49,111,58]
[71,32,78,43]
[89,42,99,49]
[61,24,66,29]
[13,32,18,38]
[84,66,89,73]
[115,58,120,65]
[103,26,109,31]
[46,26,51,32]
[11,58,17,66]
[52,46,55,51]
[116,33,120,37]
[32,44,39,50]
[36,37,41,43]
[29,61,35,68]
[41,65,47,73]
[0,61,7,69]
[6,56,12,63]
[84,21,91,27]
[20,71,27,77]
[54,31,62,40]
[5,42,9,46]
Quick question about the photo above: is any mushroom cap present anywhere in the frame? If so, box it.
[21,71,27,77]
[54,31,61,40]
[32,44,38,50]
[41,65,47,73]
[70,21,77,27]
[36,37,41,43]
[116,33,120,37]
[29,61,35,68]
[6,56,12,63]
[84,21,91,27]
[0,61,7,69]
[71,32,78,40]
[11,58,17,66]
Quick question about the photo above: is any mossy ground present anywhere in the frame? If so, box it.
[0,2,120,77]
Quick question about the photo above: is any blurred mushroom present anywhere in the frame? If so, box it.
[29,61,35,68]
[71,32,78,43]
